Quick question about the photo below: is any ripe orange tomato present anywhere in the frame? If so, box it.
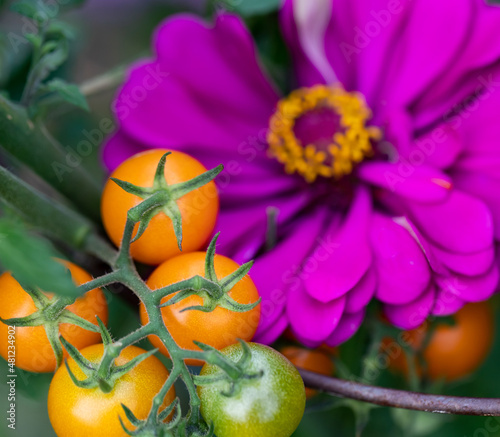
[140,251,260,365]
[280,346,334,398]
[101,149,219,265]
[383,301,494,382]
[0,260,108,373]
[48,344,175,437]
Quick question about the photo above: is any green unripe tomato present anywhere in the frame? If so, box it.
[198,342,306,437]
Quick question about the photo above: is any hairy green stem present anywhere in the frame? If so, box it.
[0,95,101,219]
[76,271,121,294]
[0,165,117,264]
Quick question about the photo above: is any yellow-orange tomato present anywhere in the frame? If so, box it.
[383,302,494,382]
[101,149,219,265]
[0,260,108,373]
[140,252,260,365]
[48,344,175,437]
[280,346,334,398]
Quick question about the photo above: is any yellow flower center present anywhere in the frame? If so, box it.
[267,84,382,183]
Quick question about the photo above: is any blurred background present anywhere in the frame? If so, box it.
[1,1,500,436]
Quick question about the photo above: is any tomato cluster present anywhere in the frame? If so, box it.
[0,149,307,437]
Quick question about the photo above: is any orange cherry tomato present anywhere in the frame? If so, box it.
[280,346,334,398]
[139,251,260,365]
[383,301,494,382]
[48,344,175,437]
[0,260,108,373]
[101,149,219,265]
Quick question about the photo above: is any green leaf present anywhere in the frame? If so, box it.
[22,38,69,104]
[10,0,44,22]
[11,0,86,20]
[46,21,76,40]
[39,78,89,111]
[32,38,68,81]
[0,219,79,297]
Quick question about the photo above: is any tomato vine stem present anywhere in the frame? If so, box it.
[300,370,500,416]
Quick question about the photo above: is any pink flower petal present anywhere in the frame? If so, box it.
[407,190,494,254]
[304,187,372,302]
[253,207,329,337]
[431,245,495,277]
[287,285,346,343]
[432,287,466,317]
[325,310,366,347]
[370,214,431,305]
[344,267,376,314]
[435,266,499,303]
[384,285,435,330]
[253,312,288,345]
[358,162,453,203]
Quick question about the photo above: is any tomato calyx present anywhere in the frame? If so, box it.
[111,152,223,250]
[118,398,184,437]
[156,233,261,314]
[119,398,215,437]
[0,282,99,368]
[194,340,264,397]
[59,318,156,393]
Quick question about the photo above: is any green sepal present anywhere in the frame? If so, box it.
[45,322,64,368]
[20,284,50,309]
[113,153,222,253]
[219,261,253,290]
[60,336,94,373]
[59,310,100,333]
[118,416,136,437]
[236,339,252,368]
[169,164,222,199]
[204,233,219,282]
[96,316,113,346]
[217,295,261,313]
[158,200,183,251]
[157,236,259,315]
[64,359,96,389]
[111,178,153,198]
[159,289,197,309]
[156,277,204,301]
[0,312,45,327]
[158,398,181,423]
[192,341,221,354]
[153,152,171,189]
[113,348,158,381]
[179,303,216,314]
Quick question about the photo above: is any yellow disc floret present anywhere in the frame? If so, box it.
[267,84,381,183]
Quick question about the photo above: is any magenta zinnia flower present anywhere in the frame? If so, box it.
[103,0,500,347]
